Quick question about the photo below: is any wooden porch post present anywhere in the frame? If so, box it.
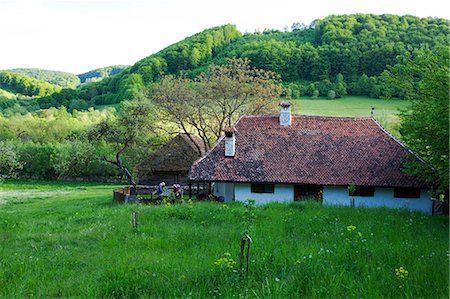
[208,181,212,196]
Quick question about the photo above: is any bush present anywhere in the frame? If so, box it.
[312,90,319,98]
[0,142,22,176]
[327,90,336,99]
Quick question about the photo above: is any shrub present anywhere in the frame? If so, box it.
[312,89,319,98]
[327,90,336,99]
[0,142,22,177]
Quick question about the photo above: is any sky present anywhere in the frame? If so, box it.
[0,0,449,74]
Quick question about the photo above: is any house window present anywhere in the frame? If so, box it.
[349,186,375,197]
[251,184,275,193]
[394,188,421,198]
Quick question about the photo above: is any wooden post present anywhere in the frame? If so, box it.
[131,211,139,232]
[208,181,212,196]
[196,181,200,197]
[188,181,192,199]
[240,234,252,277]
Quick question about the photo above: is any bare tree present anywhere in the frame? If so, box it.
[151,58,284,151]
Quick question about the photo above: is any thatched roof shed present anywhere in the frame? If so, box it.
[138,134,207,186]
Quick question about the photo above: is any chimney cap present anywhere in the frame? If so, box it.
[223,127,237,133]
[279,101,292,107]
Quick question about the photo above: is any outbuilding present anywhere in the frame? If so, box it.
[139,134,207,186]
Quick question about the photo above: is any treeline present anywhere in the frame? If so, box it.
[6,68,80,88]
[0,72,61,97]
[0,107,123,180]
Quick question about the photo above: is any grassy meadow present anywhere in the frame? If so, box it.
[0,180,448,298]
[294,96,410,136]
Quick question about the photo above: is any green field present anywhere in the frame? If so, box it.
[294,96,410,136]
[0,180,448,298]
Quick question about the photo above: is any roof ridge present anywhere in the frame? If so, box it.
[240,114,372,120]
[370,117,433,169]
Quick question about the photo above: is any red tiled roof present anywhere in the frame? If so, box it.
[189,115,431,188]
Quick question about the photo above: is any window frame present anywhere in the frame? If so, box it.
[251,183,275,194]
[349,186,375,197]
[393,187,421,199]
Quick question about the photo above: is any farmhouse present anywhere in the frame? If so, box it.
[139,133,207,186]
[189,102,434,214]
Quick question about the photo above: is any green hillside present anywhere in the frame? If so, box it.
[76,24,241,106]
[6,68,80,89]
[46,14,447,108]
[78,65,129,84]
[5,14,449,111]
[0,72,61,98]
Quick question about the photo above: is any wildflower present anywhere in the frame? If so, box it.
[395,267,409,279]
[395,266,409,288]
[214,252,237,271]
[347,225,357,231]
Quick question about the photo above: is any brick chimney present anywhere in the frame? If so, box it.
[223,127,236,157]
[279,101,292,126]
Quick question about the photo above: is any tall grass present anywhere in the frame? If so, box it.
[0,180,448,298]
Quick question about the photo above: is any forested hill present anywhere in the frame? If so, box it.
[6,66,129,89]
[71,24,242,106]
[78,65,129,84]
[6,68,80,89]
[39,14,448,108]
[0,72,61,97]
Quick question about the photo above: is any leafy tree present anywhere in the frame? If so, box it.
[89,97,156,190]
[385,46,449,192]
[16,142,57,178]
[335,73,347,98]
[53,140,96,178]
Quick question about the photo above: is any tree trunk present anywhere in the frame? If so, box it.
[104,139,138,193]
